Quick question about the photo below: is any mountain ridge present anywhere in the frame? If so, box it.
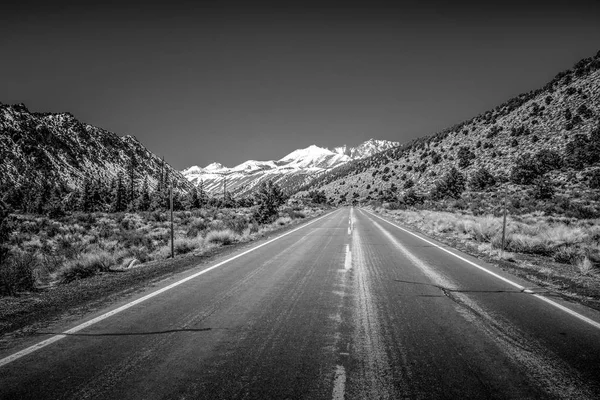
[182,138,399,196]
[0,102,193,194]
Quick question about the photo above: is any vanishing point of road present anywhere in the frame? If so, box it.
[1,208,600,399]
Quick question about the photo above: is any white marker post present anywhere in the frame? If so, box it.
[170,183,174,259]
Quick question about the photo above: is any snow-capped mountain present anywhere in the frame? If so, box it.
[0,102,192,192]
[278,145,351,169]
[182,138,399,196]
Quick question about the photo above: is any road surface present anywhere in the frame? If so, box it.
[1,207,600,399]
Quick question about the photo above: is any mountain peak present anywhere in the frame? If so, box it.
[205,162,226,171]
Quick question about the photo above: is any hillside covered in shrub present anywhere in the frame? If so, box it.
[297,51,600,217]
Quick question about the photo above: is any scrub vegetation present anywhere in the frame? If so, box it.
[372,207,600,308]
[0,181,321,297]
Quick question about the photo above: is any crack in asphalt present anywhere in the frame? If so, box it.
[392,279,551,295]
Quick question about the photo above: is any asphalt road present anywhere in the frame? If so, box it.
[2,207,600,399]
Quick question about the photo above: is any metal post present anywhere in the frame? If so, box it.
[501,186,507,259]
[170,183,174,259]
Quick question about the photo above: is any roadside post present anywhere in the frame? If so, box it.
[501,186,507,259]
[170,183,174,259]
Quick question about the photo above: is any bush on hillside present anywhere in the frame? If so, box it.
[511,149,563,185]
[565,127,600,169]
[431,167,465,199]
[401,189,423,206]
[532,175,555,200]
[457,146,476,169]
[469,167,496,191]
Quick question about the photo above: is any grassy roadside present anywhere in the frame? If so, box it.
[0,207,329,344]
[368,207,600,311]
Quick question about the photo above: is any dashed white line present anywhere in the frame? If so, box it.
[361,208,600,331]
[0,210,340,368]
[332,365,347,400]
[344,244,352,271]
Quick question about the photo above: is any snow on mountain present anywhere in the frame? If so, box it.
[332,145,351,157]
[278,145,351,169]
[231,160,278,173]
[204,162,228,172]
[349,138,399,158]
[182,139,399,196]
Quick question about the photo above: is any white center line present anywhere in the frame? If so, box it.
[344,244,352,271]
[332,365,347,400]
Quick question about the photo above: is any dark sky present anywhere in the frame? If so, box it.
[2,1,600,169]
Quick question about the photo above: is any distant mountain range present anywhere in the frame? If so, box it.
[0,103,192,192]
[181,139,399,196]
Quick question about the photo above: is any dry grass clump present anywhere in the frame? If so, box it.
[382,208,599,268]
[1,204,324,294]
[58,250,116,283]
[0,250,38,296]
[174,237,201,255]
[577,257,594,275]
[205,229,239,245]
[274,216,292,226]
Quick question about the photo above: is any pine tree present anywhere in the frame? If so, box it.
[137,176,151,211]
[198,180,207,207]
[253,180,285,224]
[0,196,12,268]
[128,149,137,207]
[80,177,93,212]
[111,172,127,212]
[45,185,65,217]
[187,187,200,210]
[90,179,104,212]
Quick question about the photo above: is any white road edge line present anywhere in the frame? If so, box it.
[0,209,340,368]
[361,208,600,331]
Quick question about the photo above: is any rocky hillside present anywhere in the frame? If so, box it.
[182,138,398,196]
[0,103,192,193]
[298,51,600,216]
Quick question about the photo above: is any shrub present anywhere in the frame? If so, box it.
[469,167,496,191]
[174,237,200,255]
[577,257,594,275]
[0,198,12,269]
[457,147,475,169]
[431,167,465,199]
[589,169,600,189]
[205,229,238,245]
[58,251,115,283]
[401,189,423,206]
[225,216,249,234]
[553,246,580,264]
[274,216,292,226]
[0,250,37,296]
[565,131,600,169]
[535,149,563,172]
[532,176,555,200]
[511,154,539,184]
